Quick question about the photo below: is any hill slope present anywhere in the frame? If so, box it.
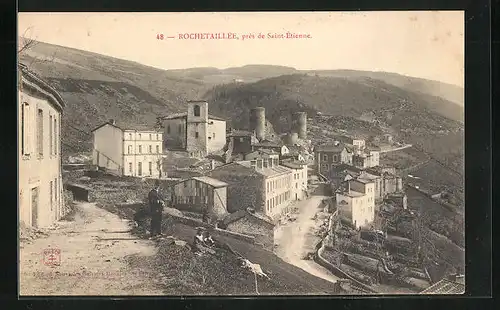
[19,41,211,153]
[20,41,463,163]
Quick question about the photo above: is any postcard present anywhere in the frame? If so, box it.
[18,11,465,296]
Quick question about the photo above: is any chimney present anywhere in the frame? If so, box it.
[256,159,263,169]
[109,119,116,125]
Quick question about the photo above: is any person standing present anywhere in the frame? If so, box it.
[148,180,165,238]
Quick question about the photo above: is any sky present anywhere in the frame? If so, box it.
[18,11,464,87]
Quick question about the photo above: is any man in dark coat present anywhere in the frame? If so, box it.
[148,180,165,238]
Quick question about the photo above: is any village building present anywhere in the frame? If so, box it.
[252,139,289,156]
[159,100,226,157]
[365,166,404,199]
[335,135,366,153]
[336,178,375,229]
[91,120,164,177]
[315,142,353,176]
[244,149,280,161]
[226,129,256,154]
[170,176,229,222]
[219,209,275,250]
[18,63,66,228]
[208,158,293,220]
[352,150,380,169]
[281,145,308,162]
[281,160,308,200]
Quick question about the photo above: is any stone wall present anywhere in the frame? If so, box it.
[226,215,274,251]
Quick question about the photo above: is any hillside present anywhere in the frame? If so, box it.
[19,41,463,166]
[19,41,212,153]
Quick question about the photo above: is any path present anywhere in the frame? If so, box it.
[379,144,413,154]
[274,191,339,284]
[19,202,164,296]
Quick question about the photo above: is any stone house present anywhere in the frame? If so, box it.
[159,100,226,157]
[352,150,380,169]
[315,142,353,175]
[208,158,293,220]
[226,129,256,155]
[252,139,289,156]
[170,176,229,221]
[91,121,164,178]
[18,63,65,228]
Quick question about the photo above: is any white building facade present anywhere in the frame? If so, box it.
[336,179,375,229]
[92,120,164,177]
[18,64,65,228]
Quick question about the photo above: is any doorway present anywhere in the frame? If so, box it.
[31,187,39,227]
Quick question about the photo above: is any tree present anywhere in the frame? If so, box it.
[18,26,57,69]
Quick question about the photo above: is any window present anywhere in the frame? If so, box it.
[54,118,57,155]
[54,178,58,211]
[138,162,142,176]
[195,132,199,138]
[323,154,328,161]
[138,145,142,153]
[49,115,53,155]
[37,109,43,156]
[167,125,171,134]
[184,182,187,188]
[149,162,153,175]
[156,134,159,140]
[21,103,29,155]
[129,162,132,173]
[50,181,53,211]
[128,145,132,154]
[149,134,152,140]
[149,145,152,153]
[138,134,142,139]
[193,105,200,116]
[333,155,338,162]
[156,145,160,153]
[213,133,215,139]
[239,137,244,142]
[129,133,132,140]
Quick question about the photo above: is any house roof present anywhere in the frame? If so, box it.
[192,176,228,188]
[91,121,160,133]
[315,143,346,153]
[353,178,375,184]
[281,161,306,170]
[237,161,292,177]
[420,279,465,294]
[158,112,226,121]
[222,209,274,227]
[19,63,65,112]
[338,190,365,198]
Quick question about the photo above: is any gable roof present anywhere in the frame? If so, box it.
[315,143,346,153]
[237,161,292,177]
[19,63,65,112]
[192,176,228,188]
[91,122,160,133]
[159,112,226,121]
[281,161,306,170]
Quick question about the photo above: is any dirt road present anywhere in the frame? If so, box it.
[274,193,339,284]
[19,202,164,295]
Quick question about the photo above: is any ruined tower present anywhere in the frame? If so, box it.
[249,107,266,141]
[292,112,307,139]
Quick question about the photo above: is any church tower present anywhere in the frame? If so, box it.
[186,100,209,157]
